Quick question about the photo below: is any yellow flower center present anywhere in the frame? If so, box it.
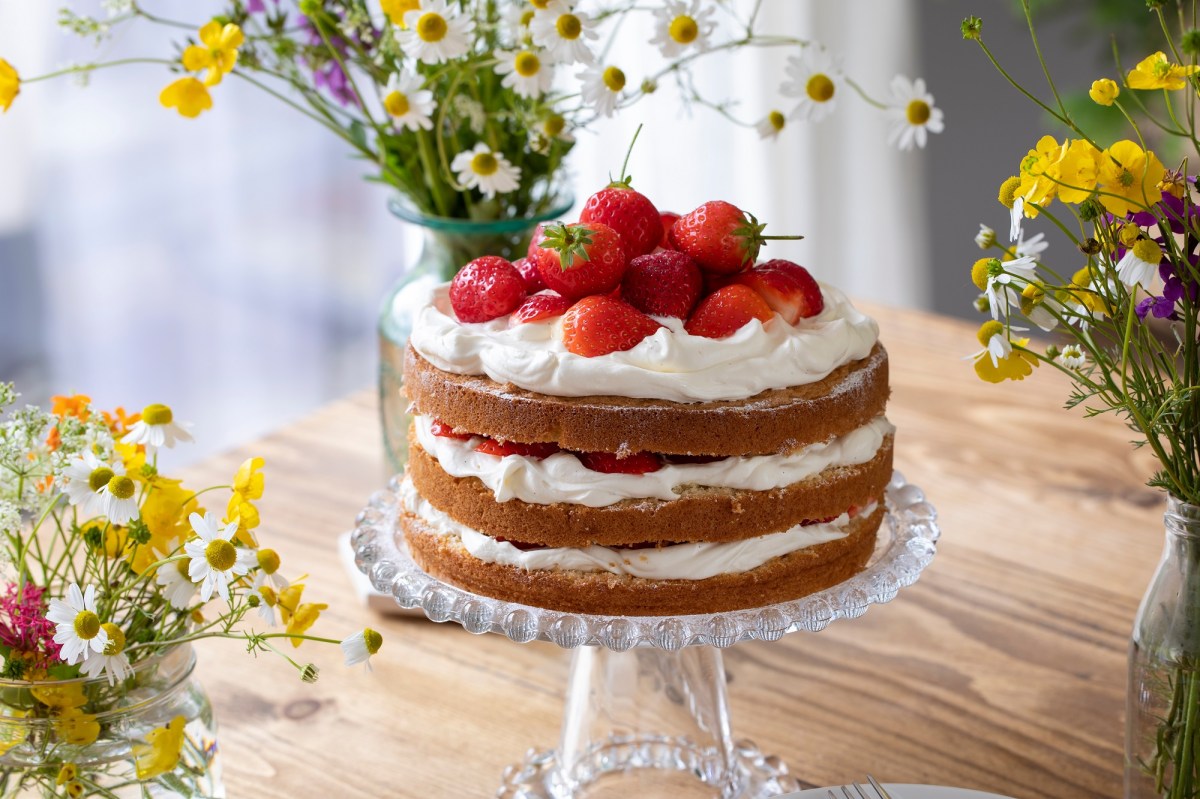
[175,558,191,578]
[205,539,237,572]
[514,51,540,77]
[556,13,582,40]
[543,114,565,136]
[384,91,410,117]
[520,10,535,26]
[107,475,135,500]
[997,175,1022,208]
[806,73,834,102]
[101,623,125,656]
[668,15,699,44]
[470,152,499,176]
[141,404,173,425]
[602,66,626,92]
[977,320,1004,347]
[88,467,115,493]
[73,611,100,641]
[767,110,785,132]
[257,548,281,574]
[906,99,931,125]
[1132,238,1163,263]
[416,12,448,42]
[260,585,278,607]
[970,258,993,291]
[530,0,550,8]
[364,628,383,655]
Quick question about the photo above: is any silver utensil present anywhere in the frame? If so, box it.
[827,776,893,799]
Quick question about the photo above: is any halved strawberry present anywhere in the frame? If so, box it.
[684,284,774,339]
[513,257,546,293]
[475,439,561,459]
[670,201,799,275]
[621,251,703,319]
[449,256,527,323]
[662,453,725,464]
[561,295,663,357]
[529,222,628,301]
[734,259,824,324]
[430,418,473,441]
[579,183,662,258]
[578,450,662,474]
[658,212,681,249]
[509,291,573,326]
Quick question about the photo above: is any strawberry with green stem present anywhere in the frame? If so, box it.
[529,221,628,301]
[579,125,662,257]
[670,201,804,275]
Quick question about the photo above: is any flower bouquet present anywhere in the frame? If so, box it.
[962,4,1200,796]
[0,385,380,797]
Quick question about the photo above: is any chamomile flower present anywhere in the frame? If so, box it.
[398,0,474,65]
[61,451,125,519]
[650,1,715,59]
[1117,239,1163,288]
[256,547,288,590]
[578,64,626,118]
[540,113,574,144]
[383,72,435,131]
[969,321,1038,383]
[451,142,522,199]
[80,624,131,686]
[121,404,192,451]
[757,110,786,140]
[1019,279,1063,332]
[504,4,537,45]
[494,49,553,98]
[887,75,944,151]
[184,512,254,603]
[248,574,279,626]
[972,255,1038,321]
[46,583,108,666]
[781,45,841,123]
[530,1,597,64]
[155,555,198,611]
[975,224,996,250]
[1014,230,1048,260]
[103,473,139,526]
[341,628,384,670]
[1055,344,1087,370]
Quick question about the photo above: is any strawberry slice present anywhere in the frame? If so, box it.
[561,295,663,357]
[430,418,473,441]
[685,284,774,339]
[662,453,725,464]
[578,450,662,474]
[529,221,628,301]
[621,250,703,319]
[449,256,527,323]
[509,292,573,326]
[734,259,824,324]
[475,439,561,459]
[579,182,662,257]
[513,257,547,293]
[658,212,681,249]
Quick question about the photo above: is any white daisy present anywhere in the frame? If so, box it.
[451,142,522,199]
[383,72,435,131]
[757,110,786,140]
[504,4,536,45]
[399,0,474,65]
[248,573,279,626]
[340,628,383,670]
[46,583,109,666]
[1055,344,1087,370]
[184,512,254,603]
[121,404,193,451]
[1015,230,1048,260]
[1019,280,1063,332]
[255,547,288,590]
[61,450,125,519]
[974,224,995,250]
[578,64,625,118]
[529,1,597,64]
[969,323,1028,368]
[1116,239,1163,288]
[983,255,1038,321]
[780,45,841,123]
[80,623,132,686]
[649,0,715,58]
[539,113,574,144]
[886,75,945,151]
[494,49,553,99]
[102,472,139,526]
[155,554,198,610]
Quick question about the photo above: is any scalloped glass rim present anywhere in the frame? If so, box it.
[351,471,939,651]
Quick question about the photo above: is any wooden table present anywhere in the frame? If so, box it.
[181,303,1164,798]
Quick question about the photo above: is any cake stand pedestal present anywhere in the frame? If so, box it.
[350,472,939,798]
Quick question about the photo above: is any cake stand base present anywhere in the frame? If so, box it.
[496,646,800,799]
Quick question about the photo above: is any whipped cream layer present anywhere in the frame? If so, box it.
[409,282,879,403]
[401,478,869,580]
[414,414,894,507]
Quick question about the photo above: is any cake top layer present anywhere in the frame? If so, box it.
[408,280,879,403]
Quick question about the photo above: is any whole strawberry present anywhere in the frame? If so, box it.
[658,212,681,249]
[579,182,662,257]
[449,256,527,323]
[734,259,824,324]
[685,284,774,339]
[621,251,703,319]
[512,256,547,293]
[561,295,663,357]
[530,222,628,302]
[671,201,800,275]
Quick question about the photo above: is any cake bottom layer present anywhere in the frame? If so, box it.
[400,504,884,616]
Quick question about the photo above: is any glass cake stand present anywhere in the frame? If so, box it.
[350,471,939,798]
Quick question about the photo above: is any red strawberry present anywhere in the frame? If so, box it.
[513,257,546,293]
[509,291,573,326]
[530,222,628,301]
[621,251,703,319]
[449,256,527,323]
[578,450,662,474]
[685,284,774,339]
[579,183,662,257]
[475,439,561,459]
[430,419,473,441]
[671,201,788,275]
[734,259,824,324]
[658,212,681,248]
[662,453,724,464]
[561,295,663,357]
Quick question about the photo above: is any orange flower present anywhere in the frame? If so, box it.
[102,407,141,438]
[50,395,91,421]
[44,426,61,452]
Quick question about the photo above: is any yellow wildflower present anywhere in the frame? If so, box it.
[159,77,213,119]
[1015,135,1066,217]
[182,21,244,86]
[134,478,199,574]
[31,681,87,710]
[64,782,84,799]
[277,583,306,624]
[0,708,28,756]
[56,763,77,786]
[226,456,264,546]
[0,59,18,113]
[1127,51,1200,90]
[1089,78,1119,106]
[382,0,420,26]
[286,602,328,647]
[1056,139,1101,204]
[1159,170,1187,199]
[134,716,186,780]
[232,457,265,500]
[1097,140,1165,217]
[973,322,1039,383]
[54,707,100,746]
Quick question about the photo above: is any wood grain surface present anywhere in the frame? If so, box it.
[179,303,1163,798]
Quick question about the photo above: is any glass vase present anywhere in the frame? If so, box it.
[379,195,574,474]
[0,645,221,797]
[1126,497,1200,798]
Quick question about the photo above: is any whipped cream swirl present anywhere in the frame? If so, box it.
[408,282,879,403]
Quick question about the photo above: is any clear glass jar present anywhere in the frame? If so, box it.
[0,645,221,797]
[379,195,574,473]
[1126,497,1200,798]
